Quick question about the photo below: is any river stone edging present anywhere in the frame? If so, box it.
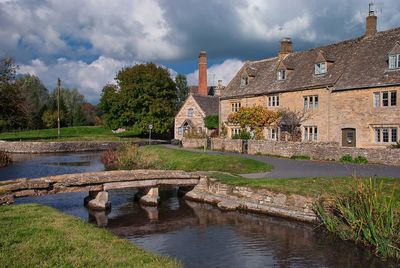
[0,140,165,153]
[185,176,318,223]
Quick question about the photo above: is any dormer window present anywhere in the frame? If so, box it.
[277,69,286,80]
[389,54,400,69]
[240,75,249,86]
[314,62,326,75]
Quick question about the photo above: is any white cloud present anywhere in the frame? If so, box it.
[186,59,244,87]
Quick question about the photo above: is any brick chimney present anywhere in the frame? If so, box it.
[365,10,377,37]
[198,51,208,96]
[279,38,293,59]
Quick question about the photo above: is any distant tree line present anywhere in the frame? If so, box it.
[0,57,101,131]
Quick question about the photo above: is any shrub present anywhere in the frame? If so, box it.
[315,178,400,259]
[340,154,368,164]
[232,130,251,140]
[0,151,12,167]
[170,139,181,146]
[340,154,353,163]
[391,142,400,149]
[204,115,218,130]
[354,156,368,164]
[101,144,159,170]
[290,155,310,160]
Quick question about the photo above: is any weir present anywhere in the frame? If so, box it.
[0,170,200,210]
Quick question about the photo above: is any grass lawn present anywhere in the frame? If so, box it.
[0,126,142,141]
[138,146,273,173]
[0,204,180,268]
[211,172,400,202]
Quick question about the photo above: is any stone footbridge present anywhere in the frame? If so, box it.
[0,170,201,210]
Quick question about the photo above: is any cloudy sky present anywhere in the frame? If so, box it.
[1,0,400,103]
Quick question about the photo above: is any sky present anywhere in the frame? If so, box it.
[1,0,400,103]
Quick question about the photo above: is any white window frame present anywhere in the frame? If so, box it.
[231,102,241,112]
[389,54,400,69]
[373,91,397,107]
[277,70,286,81]
[373,127,398,144]
[268,95,280,107]
[232,128,240,137]
[303,95,318,109]
[187,108,193,117]
[303,126,318,142]
[314,62,327,75]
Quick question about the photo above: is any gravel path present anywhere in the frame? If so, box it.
[163,145,400,179]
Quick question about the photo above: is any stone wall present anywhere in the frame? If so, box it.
[181,138,206,149]
[248,140,400,166]
[210,138,242,153]
[185,176,317,223]
[0,140,163,154]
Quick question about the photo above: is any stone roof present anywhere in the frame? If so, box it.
[189,86,216,96]
[192,94,219,116]
[221,28,400,99]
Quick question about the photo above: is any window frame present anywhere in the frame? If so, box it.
[373,91,397,107]
[389,54,400,69]
[373,127,398,144]
[231,102,241,112]
[187,108,194,117]
[268,95,280,107]
[303,126,318,142]
[314,62,327,75]
[303,95,319,109]
[277,69,286,81]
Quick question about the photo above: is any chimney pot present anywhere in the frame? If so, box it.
[198,51,208,96]
[279,37,293,59]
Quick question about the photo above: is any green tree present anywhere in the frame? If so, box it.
[16,74,49,128]
[175,74,189,109]
[0,57,28,131]
[100,63,176,134]
[204,115,219,129]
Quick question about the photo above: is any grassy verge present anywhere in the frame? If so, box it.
[0,204,180,267]
[211,172,399,202]
[103,145,273,173]
[0,126,142,141]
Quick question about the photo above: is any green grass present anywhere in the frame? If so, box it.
[211,172,400,202]
[0,204,180,268]
[0,126,142,141]
[109,145,273,173]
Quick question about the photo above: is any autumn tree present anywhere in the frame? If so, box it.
[279,108,311,141]
[227,106,280,139]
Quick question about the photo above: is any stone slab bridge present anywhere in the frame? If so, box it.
[0,170,201,210]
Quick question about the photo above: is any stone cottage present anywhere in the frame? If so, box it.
[220,10,400,148]
[174,51,222,140]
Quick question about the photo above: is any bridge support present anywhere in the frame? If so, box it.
[135,187,159,206]
[84,190,111,211]
[178,186,194,197]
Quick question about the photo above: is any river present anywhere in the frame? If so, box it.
[0,152,397,267]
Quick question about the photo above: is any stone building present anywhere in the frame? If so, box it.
[220,10,400,148]
[174,51,222,140]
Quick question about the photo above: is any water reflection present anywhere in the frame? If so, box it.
[16,189,396,268]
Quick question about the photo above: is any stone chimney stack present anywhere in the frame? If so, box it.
[365,10,377,37]
[198,51,208,96]
[279,38,293,59]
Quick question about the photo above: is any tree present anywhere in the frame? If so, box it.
[175,74,189,109]
[279,108,311,141]
[0,57,29,131]
[204,115,218,129]
[227,106,281,139]
[16,74,49,128]
[100,63,177,134]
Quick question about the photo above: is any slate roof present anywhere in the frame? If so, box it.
[221,28,400,99]
[192,94,219,116]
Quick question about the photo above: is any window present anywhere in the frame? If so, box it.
[304,126,318,142]
[178,127,183,135]
[373,91,397,107]
[304,95,318,109]
[187,108,193,117]
[241,76,249,86]
[268,95,280,107]
[388,54,400,69]
[268,128,279,141]
[232,128,240,136]
[277,70,286,80]
[374,127,398,143]
[231,102,241,112]
[314,62,326,75]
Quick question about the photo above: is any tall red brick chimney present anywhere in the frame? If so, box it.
[198,51,208,96]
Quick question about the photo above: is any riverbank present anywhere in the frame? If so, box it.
[0,203,180,267]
